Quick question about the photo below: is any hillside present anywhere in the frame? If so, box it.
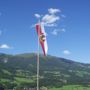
[0,53,90,89]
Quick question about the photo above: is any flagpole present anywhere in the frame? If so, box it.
[37,20,40,90]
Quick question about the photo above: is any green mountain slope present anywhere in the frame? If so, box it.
[0,53,90,89]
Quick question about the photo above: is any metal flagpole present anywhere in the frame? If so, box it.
[37,20,40,90]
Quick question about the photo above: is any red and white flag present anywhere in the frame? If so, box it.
[36,23,48,56]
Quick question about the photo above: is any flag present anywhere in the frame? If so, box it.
[36,22,48,56]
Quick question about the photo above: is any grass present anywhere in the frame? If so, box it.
[2,69,11,75]
[48,85,90,90]
[15,77,34,84]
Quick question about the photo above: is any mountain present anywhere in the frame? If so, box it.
[0,53,90,89]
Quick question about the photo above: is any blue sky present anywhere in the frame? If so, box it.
[0,0,90,63]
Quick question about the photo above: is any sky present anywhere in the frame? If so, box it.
[0,0,90,63]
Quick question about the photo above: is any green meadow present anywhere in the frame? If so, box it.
[49,85,90,90]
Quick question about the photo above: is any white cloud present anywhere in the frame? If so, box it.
[51,28,66,36]
[33,8,65,29]
[51,29,58,35]
[63,50,71,55]
[34,8,61,27]
[42,8,60,27]
[48,8,61,14]
[42,14,60,25]
[35,14,41,18]
[0,44,12,49]
[45,23,57,27]
[61,14,66,18]
[30,24,35,28]
[61,28,66,32]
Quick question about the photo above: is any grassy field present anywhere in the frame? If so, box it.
[48,85,90,90]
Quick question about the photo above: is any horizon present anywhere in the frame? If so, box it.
[0,0,90,63]
[0,52,89,64]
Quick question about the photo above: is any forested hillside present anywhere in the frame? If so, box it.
[0,53,90,89]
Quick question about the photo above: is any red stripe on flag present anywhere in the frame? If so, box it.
[36,24,46,56]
